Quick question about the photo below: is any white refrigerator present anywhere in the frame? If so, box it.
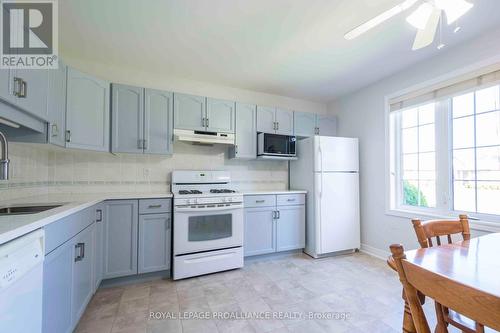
[290,136,360,258]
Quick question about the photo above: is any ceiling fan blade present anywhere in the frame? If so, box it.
[345,0,418,40]
[412,9,441,50]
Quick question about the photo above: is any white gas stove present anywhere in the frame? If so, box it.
[171,171,244,280]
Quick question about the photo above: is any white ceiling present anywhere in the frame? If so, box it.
[59,0,500,103]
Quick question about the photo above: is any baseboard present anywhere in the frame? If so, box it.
[359,243,390,261]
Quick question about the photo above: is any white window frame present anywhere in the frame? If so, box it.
[385,59,500,232]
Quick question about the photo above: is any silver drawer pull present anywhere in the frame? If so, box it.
[287,198,296,202]
[148,204,162,209]
[255,200,265,203]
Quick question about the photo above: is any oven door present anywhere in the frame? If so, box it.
[174,204,243,255]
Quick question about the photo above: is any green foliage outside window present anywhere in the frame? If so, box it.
[403,180,428,207]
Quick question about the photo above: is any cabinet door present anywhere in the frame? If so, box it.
[103,200,138,279]
[294,112,315,137]
[244,207,276,256]
[206,98,235,133]
[13,69,49,120]
[173,93,205,131]
[72,223,94,327]
[276,205,305,252]
[144,88,173,155]
[66,67,110,152]
[47,61,67,147]
[43,239,73,333]
[94,204,105,291]
[111,84,144,153]
[316,115,337,136]
[275,108,294,135]
[230,103,256,159]
[138,213,171,274]
[256,106,276,134]
[0,69,16,105]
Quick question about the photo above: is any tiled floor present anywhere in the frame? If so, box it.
[75,252,462,333]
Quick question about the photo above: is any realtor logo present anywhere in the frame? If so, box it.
[0,0,58,68]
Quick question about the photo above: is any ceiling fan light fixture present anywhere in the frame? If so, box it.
[406,3,434,30]
[435,0,474,24]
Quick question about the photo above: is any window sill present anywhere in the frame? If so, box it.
[386,208,500,233]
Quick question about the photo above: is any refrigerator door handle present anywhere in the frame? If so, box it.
[318,146,323,198]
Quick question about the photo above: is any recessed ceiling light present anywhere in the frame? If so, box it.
[454,26,461,33]
[437,43,446,50]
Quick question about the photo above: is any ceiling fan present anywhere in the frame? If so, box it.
[344,0,474,50]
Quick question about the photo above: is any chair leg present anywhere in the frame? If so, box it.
[476,323,485,333]
[403,298,418,333]
[434,302,449,333]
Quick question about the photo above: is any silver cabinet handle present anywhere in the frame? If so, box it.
[74,243,84,262]
[51,124,59,137]
[287,198,296,202]
[206,118,209,128]
[65,130,71,142]
[202,117,206,127]
[255,200,265,203]
[13,77,22,96]
[272,210,276,219]
[96,209,103,222]
[276,122,279,131]
[148,204,162,209]
[276,210,280,219]
[137,139,143,149]
[143,139,148,150]
[19,80,27,98]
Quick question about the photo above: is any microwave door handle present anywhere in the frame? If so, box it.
[175,205,242,213]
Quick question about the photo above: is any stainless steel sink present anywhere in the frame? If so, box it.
[0,205,63,216]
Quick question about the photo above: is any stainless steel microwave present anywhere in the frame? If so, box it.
[257,133,297,158]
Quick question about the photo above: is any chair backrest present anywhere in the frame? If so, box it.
[412,214,471,248]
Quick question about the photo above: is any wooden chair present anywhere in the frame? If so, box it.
[411,215,485,333]
[390,244,431,333]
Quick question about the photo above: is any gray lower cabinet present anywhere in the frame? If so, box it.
[144,88,173,154]
[43,237,73,333]
[229,102,256,159]
[316,114,337,136]
[71,223,95,326]
[244,194,305,257]
[294,111,316,137]
[47,61,67,147]
[138,213,171,273]
[66,67,110,151]
[244,207,276,256]
[93,204,105,291]
[276,205,305,251]
[103,200,138,279]
[206,98,235,133]
[174,93,206,131]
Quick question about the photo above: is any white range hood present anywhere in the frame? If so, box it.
[174,129,235,145]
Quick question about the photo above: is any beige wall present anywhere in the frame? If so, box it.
[0,142,288,201]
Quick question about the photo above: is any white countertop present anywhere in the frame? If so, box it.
[0,192,173,245]
[243,190,307,195]
[0,190,306,245]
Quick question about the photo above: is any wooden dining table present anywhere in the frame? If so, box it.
[402,233,500,331]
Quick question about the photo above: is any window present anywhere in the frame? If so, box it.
[390,81,500,220]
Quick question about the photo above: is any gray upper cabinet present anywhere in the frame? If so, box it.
[276,205,305,251]
[275,108,294,135]
[256,106,275,134]
[316,114,337,136]
[103,200,138,279]
[144,88,173,154]
[0,69,15,104]
[174,93,206,131]
[47,61,67,147]
[66,67,110,152]
[111,84,144,154]
[13,69,49,120]
[206,98,235,133]
[229,102,256,159]
[294,111,316,137]
[138,213,171,274]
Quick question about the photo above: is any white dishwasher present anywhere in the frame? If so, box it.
[0,229,44,333]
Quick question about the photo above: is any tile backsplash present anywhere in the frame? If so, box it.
[0,142,288,200]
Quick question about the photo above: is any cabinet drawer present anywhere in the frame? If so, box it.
[277,194,305,206]
[244,195,276,208]
[139,199,171,214]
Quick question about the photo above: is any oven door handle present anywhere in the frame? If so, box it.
[175,205,243,213]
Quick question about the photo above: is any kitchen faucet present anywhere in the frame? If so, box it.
[0,130,9,180]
